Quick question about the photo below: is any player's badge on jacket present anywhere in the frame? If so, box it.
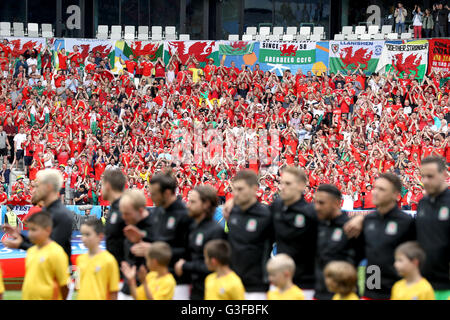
[331,228,343,241]
[167,216,176,229]
[385,221,398,235]
[195,233,204,246]
[438,207,449,221]
[294,214,305,228]
[246,219,257,232]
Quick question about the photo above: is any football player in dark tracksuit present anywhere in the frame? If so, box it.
[226,170,274,300]
[416,156,450,300]
[270,167,317,298]
[174,185,227,300]
[102,169,127,270]
[313,184,364,300]
[119,190,153,298]
[129,173,193,299]
[344,173,416,300]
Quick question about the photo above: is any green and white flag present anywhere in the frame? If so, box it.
[376,40,429,79]
[219,41,255,55]
[258,41,316,65]
[329,41,385,75]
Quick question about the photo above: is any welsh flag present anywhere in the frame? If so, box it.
[128,41,163,61]
[329,41,385,75]
[219,41,255,55]
[376,40,429,79]
[163,41,219,67]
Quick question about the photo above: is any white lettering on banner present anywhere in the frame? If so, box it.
[66,5,81,30]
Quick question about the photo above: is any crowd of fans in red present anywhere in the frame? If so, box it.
[0,39,449,210]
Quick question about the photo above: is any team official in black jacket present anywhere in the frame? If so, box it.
[226,170,273,299]
[270,166,317,295]
[118,189,153,298]
[345,173,416,300]
[3,169,72,263]
[174,185,227,300]
[416,156,450,299]
[313,184,364,300]
[129,172,193,299]
[102,169,127,268]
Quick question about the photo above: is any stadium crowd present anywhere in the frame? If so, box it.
[0,39,448,212]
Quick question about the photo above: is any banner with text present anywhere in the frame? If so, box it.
[329,40,384,75]
[428,38,450,74]
[376,40,429,79]
[258,41,316,76]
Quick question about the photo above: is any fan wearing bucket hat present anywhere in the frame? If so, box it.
[12,175,25,194]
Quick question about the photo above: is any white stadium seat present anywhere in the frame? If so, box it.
[401,32,412,39]
[151,26,163,40]
[124,26,135,40]
[381,25,393,35]
[387,32,398,40]
[346,33,358,40]
[137,26,149,40]
[259,26,271,36]
[368,25,379,35]
[27,23,39,37]
[41,24,54,38]
[334,33,345,40]
[273,26,284,36]
[228,34,239,41]
[245,26,257,35]
[342,26,353,36]
[0,22,11,37]
[355,25,366,38]
[110,25,122,39]
[313,26,324,39]
[309,33,321,41]
[179,34,190,40]
[13,22,24,37]
[286,26,297,35]
[282,34,294,41]
[373,33,385,40]
[268,34,280,41]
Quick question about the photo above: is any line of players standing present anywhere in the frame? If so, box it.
[99,155,450,300]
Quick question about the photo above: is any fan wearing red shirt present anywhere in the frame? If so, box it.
[0,186,7,205]
[123,55,137,74]
[68,45,82,68]
[363,185,375,209]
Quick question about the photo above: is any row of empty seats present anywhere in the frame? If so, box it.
[230,25,325,41]
[96,25,190,41]
[333,25,413,40]
[0,22,54,38]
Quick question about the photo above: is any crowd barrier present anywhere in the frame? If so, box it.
[3,37,449,80]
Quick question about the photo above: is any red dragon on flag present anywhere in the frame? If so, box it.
[392,53,422,76]
[339,47,373,70]
[131,42,160,59]
[229,41,248,53]
[167,41,215,64]
[79,44,112,61]
[280,44,297,57]
[9,39,43,58]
